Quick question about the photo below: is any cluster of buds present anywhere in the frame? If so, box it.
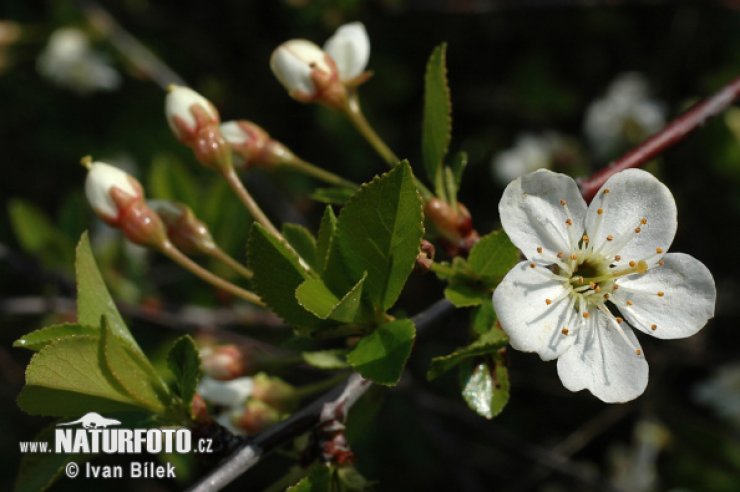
[83,159,167,248]
[424,198,479,255]
[219,120,295,170]
[270,22,371,109]
[148,200,216,255]
[165,85,231,172]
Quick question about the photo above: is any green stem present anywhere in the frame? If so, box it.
[207,246,254,280]
[343,92,434,200]
[160,241,264,306]
[281,156,359,190]
[222,167,282,240]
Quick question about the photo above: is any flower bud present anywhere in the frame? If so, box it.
[84,159,167,247]
[424,198,478,255]
[197,376,254,407]
[165,85,231,171]
[220,120,295,169]
[235,399,281,435]
[251,373,296,412]
[149,200,216,255]
[165,85,219,143]
[199,344,246,381]
[270,40,346,108]
[323,22,370,85]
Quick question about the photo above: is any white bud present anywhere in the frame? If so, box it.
[84,161,139,221]
[197,376,254,407]
[270,40,332,96]
[219,121,249,145]
[324,22,370,81]
[165,85,219,140]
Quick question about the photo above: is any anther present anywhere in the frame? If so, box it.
[556,252,564,259]
[614,255,621,261]
[606,235,614,241]
[658,260,665,267]
[656,247,663,254]
[529,262,536,269]
[570,253,578,261]
[615,316,623,324]
[635,349,642,356]
[640,217,647,225]
[582,234,590,243]
[629,260,636,267]
[634,227,641,234]
[545,298,552,305]
[561,327,569,335]
[603,293,610,300]
[597,208,604,215]
[603,188,610,195]
[583,312,590,319]
[626,300,633,306]
[536,246,543,254]
[650,324,657,331]
[565,218,573,226]
[595,285,601,293]
[560,199,567,206]
[613,284,620,291]
[589,282,596,290]
[657,291,664,297]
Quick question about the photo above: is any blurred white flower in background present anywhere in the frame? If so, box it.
[608,419,670,492]
[37,27,121,94]
[584,73,666,158]
[491,132,567,185]
[694,362,740,428]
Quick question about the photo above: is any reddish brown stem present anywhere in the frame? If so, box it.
[578,76,740,202]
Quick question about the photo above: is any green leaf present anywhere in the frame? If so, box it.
[467,229,520,285]
[302,349,349,370]
[167,335,202,407]
[295,272,368,323]
[17,335,146,417]
[287,465,331,492]
[444,283,487,308]
[459,355,510,419]
[282,223,317,270]
[335,161,424,310]
[8,198,72,267]
[471,302,497,336]
[450,151,468,189]
[101,319,170,414]
[147,155,199,206]
[427,326,508,380]
[13,323,98,352]
[14,425,90,492]
[421,43,452,190]
[315,206,337,273]
[75,233,140,353]
[347,319,415,386]
[248,224,320,328]
[310,187,355,206]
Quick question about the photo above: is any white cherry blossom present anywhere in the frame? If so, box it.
[493,168,715,402]
[323,22,370,81]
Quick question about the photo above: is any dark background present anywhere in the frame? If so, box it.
[1,1,740,491]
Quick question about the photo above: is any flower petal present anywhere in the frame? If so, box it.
[557,313,648,403]
[585,169,676,266]
[493,261,577,361]
[323,22,370,81]
[270,40,326,95]
[613,252,715,339]
[499,169,587,260]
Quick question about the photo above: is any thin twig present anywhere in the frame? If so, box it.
[77,0,186,89]
[186,299,456,492]
[578,76,740,202]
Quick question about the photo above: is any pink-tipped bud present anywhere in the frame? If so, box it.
[165,85,219,143]
[251,373,296,412]
[149,200,216,255]
[270,40,346,109]
[200,344,246,381]
[220,120,294,169]
[83,159,167,247]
